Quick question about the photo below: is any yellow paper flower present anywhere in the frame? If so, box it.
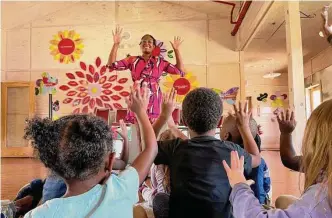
[49,30,84,64]
[162,71,199,103]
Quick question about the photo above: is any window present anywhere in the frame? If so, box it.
[306,84,322,118]
[311,88,321,111]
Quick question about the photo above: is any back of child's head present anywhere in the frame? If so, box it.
[221,115,259,148]
[182,88,222,134]
[24,114,113,181]
[159,129,176,141]
[302,99,332,203]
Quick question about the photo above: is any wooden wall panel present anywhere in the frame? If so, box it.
[208,19,238,64]
[6,28,30,70]
[1,29,7,71]
[311,47,332,73]
[31,2,116,27]
[5,71,30,82]
[117,2,206,23]
[303,61,312,78]
[1,70,5,82]
[207,64,240,89]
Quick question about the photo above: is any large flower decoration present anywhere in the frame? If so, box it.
[49,30,84,64]
[152,40,168,58]
[59,57,129,114]
[162,71,199,103]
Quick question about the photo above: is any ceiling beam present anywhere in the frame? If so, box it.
[237,0,275,51]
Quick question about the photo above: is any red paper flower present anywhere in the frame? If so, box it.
[59,57,130,114]
[152,40,167,58]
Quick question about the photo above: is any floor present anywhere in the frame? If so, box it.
[1,151,303,204]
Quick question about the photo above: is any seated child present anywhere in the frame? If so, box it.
[141,129,173,206]
[151,88,261,218]
[222,101,332,217]
[14,119,130,217]
[220,115,271,205]
[23,83,159,218]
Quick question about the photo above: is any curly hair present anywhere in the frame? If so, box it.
[24,114,113,181]
[182,88,222,134]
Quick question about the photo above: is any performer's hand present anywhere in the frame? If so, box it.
[222,151,254,188]
[125,82,149,114]
[170,36,183,50]
[113,25,123,45]
[276,109,297,134]
[116,119,128,139]
[161,88,177,120]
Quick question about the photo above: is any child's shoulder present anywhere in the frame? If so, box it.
[219,140,244,150]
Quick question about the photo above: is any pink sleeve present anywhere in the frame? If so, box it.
[162,60,185,76]
[155,165,166,193]
[107,56,136,71]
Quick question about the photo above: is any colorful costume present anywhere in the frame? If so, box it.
[107,56,184,123]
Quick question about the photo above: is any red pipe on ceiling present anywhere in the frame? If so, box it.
[213,1,237,24]
[213,1,252,36]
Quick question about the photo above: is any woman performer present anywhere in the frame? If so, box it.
[106,26,185,124]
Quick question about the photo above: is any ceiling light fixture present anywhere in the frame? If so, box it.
[263,72,281,79]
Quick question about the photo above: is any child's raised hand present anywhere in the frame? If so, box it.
[277,109,297,134]
[231,101,251,129]
[125,82,149,114]
[222,151,254,188]
[161,88,177,119]
[116,119,128,139]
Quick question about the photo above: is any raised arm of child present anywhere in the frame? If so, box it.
[277,109,303,172]
[112,119,129,170]
[232,102,261,168]
[127,82,158,184]
[167,115,188,140]
[152,88,177,137]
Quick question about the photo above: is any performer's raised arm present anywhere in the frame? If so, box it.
[170,36,185,72]
[107,26,122,66]
[322,6,332,44]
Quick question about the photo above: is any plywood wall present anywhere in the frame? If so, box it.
[2,1,241,118]
[304,46,332,101]
[245,68,289,149]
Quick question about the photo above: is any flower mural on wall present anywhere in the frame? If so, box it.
[152,40,168,58]
[49,30,84,64]
[59,57,129,114]
[162,71,199,103]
